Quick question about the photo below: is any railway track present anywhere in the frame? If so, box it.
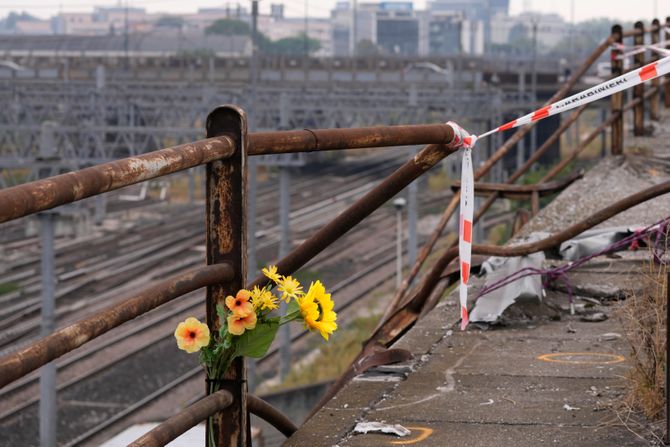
[0,146,463,445]
[0,199,453,446]
[0,149,408,355]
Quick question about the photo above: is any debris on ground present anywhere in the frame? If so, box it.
[600,332,622,341]
[353,422,411,437]
[580,312,608,322]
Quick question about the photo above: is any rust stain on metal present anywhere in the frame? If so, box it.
[414,144,456,170]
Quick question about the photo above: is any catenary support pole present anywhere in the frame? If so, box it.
[407,150,418,267]
[247,0,259,392]
[279,167,291,381]
[39,212,57,447]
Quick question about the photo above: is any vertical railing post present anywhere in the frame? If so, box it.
[611,24,624,154]
[650,19,661,121]
[633,21,645,136]
[665,17,670,109]
[205,105,249,447]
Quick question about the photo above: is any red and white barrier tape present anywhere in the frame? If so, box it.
[448,53,670,330]
[613,41,670,60]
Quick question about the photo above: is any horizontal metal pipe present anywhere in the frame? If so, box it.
[249,140,457,289]
[127,390,234,447]
[621,23,662,38]
[0,137,235,223]
[248,124,455,155]
[248,394,298,438]
[451,171,582,199]
[0,263,233,389]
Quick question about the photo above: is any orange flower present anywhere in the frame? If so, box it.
[174,317,210,353]
[227,312,257,336]
[225,289,254,317]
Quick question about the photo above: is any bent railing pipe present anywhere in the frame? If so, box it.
[0,263,234,389]
[128,390,234,447]
[126,393,296,447]
[247,140,458,289]
[407,178,670,319]
[248,394,298,438]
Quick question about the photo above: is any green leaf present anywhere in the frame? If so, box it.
[287,299,299,315]
[234,320,279,358]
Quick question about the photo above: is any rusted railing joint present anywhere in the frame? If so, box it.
[128,390,234,447]
[0,263,234,389]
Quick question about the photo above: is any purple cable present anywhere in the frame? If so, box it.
[475,215,670,304]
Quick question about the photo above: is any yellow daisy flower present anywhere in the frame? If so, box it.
[262,265,281,284]
[250,285,279,311]
[277,275,303,302]
[299,281,337,340]
[174,317,210,353]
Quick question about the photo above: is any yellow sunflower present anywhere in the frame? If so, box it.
[298,281,337,340]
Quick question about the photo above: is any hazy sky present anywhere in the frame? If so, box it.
[0,0,664,23]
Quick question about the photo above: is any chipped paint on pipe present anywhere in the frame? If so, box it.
[0,136,235,223]
[0,263,233,389]
[128,390,234,447]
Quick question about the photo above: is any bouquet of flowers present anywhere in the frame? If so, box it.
[174,265,337,391]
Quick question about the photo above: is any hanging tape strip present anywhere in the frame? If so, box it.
[448,53,670,330]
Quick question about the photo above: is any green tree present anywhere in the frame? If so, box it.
[156,15,185,29]
[267,33,321,56]
[355,39,380,56]
[205,18,250,36]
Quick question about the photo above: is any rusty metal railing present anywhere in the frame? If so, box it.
[315,18,670,417]
[0,18,668,447]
